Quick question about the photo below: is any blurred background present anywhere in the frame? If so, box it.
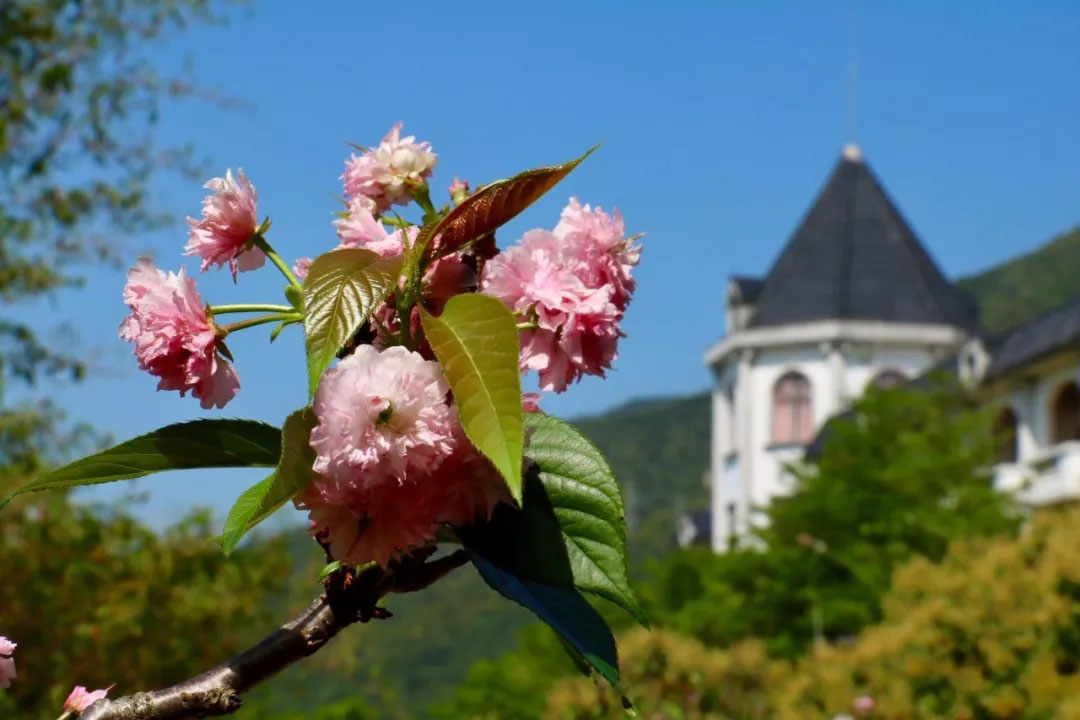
[3,1,1080,718]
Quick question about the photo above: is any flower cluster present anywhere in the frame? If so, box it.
[342,122,437,212]
[482,198,641,391]
[298,346,504,566]
[0,636,15,690]
[119,258,239,409]
[115,123,640,568]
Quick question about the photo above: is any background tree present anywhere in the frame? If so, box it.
[0,0,236,415]
[645,381,1019,656]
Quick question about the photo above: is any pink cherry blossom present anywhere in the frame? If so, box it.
[553,197,641,310]
[0,636,15,690]
[431,422,510,527]
[64,685,112,713]
[300,345,459,566]
[119,258,240,409]
[185,169,265,279]
[342,123,437,213]
[333,199,418,258]
[293,257,312,282]
[309,345,456,489]
[482,202,638,392]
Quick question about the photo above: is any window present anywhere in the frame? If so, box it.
[1051,381,1080,444]
[772,371,813,444]
[992,407,1018,463]
[870,369,907,390]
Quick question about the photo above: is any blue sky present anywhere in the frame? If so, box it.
[24,1,1080,526]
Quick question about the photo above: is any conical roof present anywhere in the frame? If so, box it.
[749,147,979,331]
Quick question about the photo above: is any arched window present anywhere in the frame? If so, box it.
[1051,381,1080,444]
[870,369,907,390]
[772,372,813,444]
[992,407,1018,463]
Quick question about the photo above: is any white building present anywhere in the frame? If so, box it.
[697,146,1080,552]
[703,146,981,551]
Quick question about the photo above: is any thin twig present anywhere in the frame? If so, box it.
[80,549,470,720]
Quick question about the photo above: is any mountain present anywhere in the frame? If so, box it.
[958,226,1080,335]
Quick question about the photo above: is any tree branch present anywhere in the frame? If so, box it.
[80,548,470,720]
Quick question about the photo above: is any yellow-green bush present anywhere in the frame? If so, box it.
[547,630,788,719]
[775,507,1080,720]
[549,507,1080,720]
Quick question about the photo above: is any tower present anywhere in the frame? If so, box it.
[704,148,979,550]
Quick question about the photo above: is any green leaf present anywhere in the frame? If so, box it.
[319,560,343,580]
[460,474,622,683]
[470,554,619,686]
[524,414,648,627]
[420,294,523,502]
[220,409,317,554]
[0,419,281,510]
[303,248,404,395]
[416,145,597,260]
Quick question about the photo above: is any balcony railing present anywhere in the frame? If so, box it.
[993,440,1080,506]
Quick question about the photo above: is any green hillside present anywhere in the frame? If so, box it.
[958,225,1080,335]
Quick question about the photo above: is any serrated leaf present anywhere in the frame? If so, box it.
[524,414,648,627]
[220,408,317,554]
[420,294,523,502]
[303,249,403,396]
[417,145,597,260]
[470,554,618,686]
[0,420,281,510]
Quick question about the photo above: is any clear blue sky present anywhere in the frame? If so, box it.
[25,1,1080,527]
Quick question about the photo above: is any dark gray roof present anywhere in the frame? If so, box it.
[986,296,1080,379]
[731,275,765,303]
[750,150,979,331]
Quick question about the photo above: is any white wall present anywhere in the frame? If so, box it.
[710,336,949,550]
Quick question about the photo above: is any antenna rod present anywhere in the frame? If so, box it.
[847,0,860,147]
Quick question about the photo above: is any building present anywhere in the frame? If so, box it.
[703,145,981,551]
[700,145,1080,552]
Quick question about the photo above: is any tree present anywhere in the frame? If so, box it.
[0,491,290,717]
[0,0,235,394]
[645,381,1019,657]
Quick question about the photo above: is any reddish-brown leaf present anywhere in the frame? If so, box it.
[420,145,597,261]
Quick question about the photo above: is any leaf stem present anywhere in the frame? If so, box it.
[210,304,295,315]
[253,235,303,290]
[221,313,300,334]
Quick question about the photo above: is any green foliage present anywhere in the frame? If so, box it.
[648,383,1018,657]
[421,294,523,500]
[549,508,1080,720]
[221,409,317,553]
[470,554,620,687]
[0,419,282,509]
[0,494,288,717]
[302,249,404,394]
[0,0,231,393]
[430,624,582,720]
[521,414,646,626]
[419,145,596,260]
[572,393,712,565]
[958,225,1080,334]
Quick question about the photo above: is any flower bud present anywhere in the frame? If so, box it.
[449,177,470,206]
